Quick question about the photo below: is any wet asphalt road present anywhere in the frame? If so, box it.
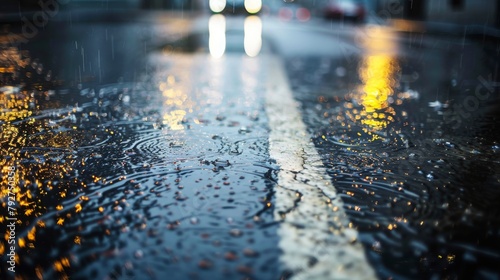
[1,10,500,280]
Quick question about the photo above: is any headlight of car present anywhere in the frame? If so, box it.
[210,0,226,13]
[244,0,262,14]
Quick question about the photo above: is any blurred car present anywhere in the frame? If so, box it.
[260,2,311,22]
[276,2,311,22]
[323,0,366,22]
[210,0,262,15]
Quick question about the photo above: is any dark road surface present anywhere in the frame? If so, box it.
[1,10,500,280]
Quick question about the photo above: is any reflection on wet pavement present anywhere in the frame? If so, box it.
[209,14,226,58]
[287,25,500,279]
[244,16,263,58]
[1,35,281,279]
[357,54,398,132]
[1,12,500,280]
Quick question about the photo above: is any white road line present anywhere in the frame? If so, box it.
[265,56,377,280]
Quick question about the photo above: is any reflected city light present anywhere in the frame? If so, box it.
[0,88,73,280]
[209,14,226,58]
[0,47,91,279]
[244,16,262,57]
[358,54,398,130]
[0,66,15,73]
[355,28,399,133]
[0,89,33,122]
[0,47,29,74]
[209,0,226,13]
[158,69,194,130]
[244,0,262,14]
[162,109,187,130]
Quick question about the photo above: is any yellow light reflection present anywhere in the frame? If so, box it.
[0,67,15,73]
[358,54,398,130]
[0,47,30,72]
[53,257,71,272]
[209,14,226,59]
[162,110,187,130]
[0,91,33,122]
[153,50,202,133]
[354,28,399,133]
[1,47,80,280]
[244,16,262,57]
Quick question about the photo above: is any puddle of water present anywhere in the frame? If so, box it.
[286,32,500,279]
[1,36,281,279]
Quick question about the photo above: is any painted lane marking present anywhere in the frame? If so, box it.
[265,56,377,280]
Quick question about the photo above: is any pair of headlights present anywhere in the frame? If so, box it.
[209,0,262,14]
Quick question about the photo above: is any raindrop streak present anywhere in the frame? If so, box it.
[82,46,85,72]
[98,49,101,83]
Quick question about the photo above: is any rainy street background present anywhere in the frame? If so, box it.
[1,0,500,279]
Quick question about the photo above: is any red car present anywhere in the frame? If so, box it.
[323,0,366,23]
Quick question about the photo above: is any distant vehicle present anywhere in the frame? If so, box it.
[323,0,366,23]
[209,0,262,15]
[264,2,311,22]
